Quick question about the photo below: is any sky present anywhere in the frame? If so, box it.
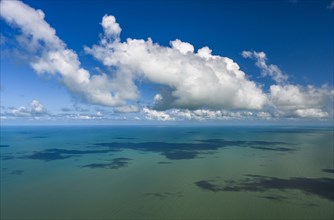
[0,0,333,125]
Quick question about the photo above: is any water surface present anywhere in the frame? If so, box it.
[1,126,333,219]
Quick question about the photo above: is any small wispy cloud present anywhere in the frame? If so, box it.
[242,50,288,84]
[2,100,47,118]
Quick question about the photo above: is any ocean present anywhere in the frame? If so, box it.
[1,125,333,219]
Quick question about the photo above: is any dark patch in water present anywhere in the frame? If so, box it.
[94,142,219,160]
[26,151,73,161]
[195,180,222,192]
[202,139,290,147]
[196,139,246,146]
[23,148,113,161]
[31,136,48,139]
[93,139,293,160]
[322,169,334,174]
[1,155,15,160]
[184,131,199,134]
[303,202,318,207]
[157,161,172,164]
[259,195,287,201]
[199,139,294,152]
[162,150,199,160]
[143,192,182,200]
[143,193,167,200]
[9,170,24,175]
[251,128,332,134]
[0,144,10,148]
[114,137,136,140]
[194,175,334,201]
[197,139,290,149]
[250,146,294,152]
[247,140,287,145]
[16,131,32,134]
[44,148,112,155]
[81,157,132,169]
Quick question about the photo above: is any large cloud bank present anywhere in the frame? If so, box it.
[1,1,332,121]
[85,15,267,110]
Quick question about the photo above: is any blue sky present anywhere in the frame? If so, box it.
[0,0,333,125]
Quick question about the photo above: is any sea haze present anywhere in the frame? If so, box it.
[0,126,333,219]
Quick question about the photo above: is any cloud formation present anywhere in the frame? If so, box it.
[269,84,332,118]
[2,100,46,118]
[242,50,288,84]
[0,0,129,107]
[86,17,268,110]
[139,108,277,122]
[1,1,332,121]
[101,15,122,39]
[30,100,45,114]
[3,1,267,111]
[143,108,174,121]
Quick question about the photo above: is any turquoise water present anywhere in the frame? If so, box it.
[1,126,333,219]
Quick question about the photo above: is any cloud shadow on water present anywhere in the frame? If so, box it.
[81,157,132,169]
[114,137,136,140]
[93,139,293,160]
[194,174,334,201]
[7,138,293,162]
[157,161,172,164]
[198,139,293,152]
[25,151,73,161]
[31,136,48,139]
[195,180,222,192]
[258,194,288,202]
[9,170,24,175]
[0,154,15,160]
[322,169,334,174]
[143,191,182,200]
[93,142,213,160]
[22,148,114,161]
[250,146,294,152]
[0,145,10,148]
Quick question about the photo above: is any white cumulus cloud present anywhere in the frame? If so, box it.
[294,108,329,118]
[1,1,332,121]
[86,15,267,110]
[0,0,131,107]
[101,15,122,39]
[114,105,140,113]
[141,108,272,121]
[171,39,194,54]
[0,1,61,49]
[269,84,332,118]
[30,100,45,114]
[143,108,174,121]
[3,100,47,117]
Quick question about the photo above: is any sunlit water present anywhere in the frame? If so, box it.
[1,126,333,219]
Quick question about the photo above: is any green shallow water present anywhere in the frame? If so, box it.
[1,126,333,219]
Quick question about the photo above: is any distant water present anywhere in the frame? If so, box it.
[1,126,333,219]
